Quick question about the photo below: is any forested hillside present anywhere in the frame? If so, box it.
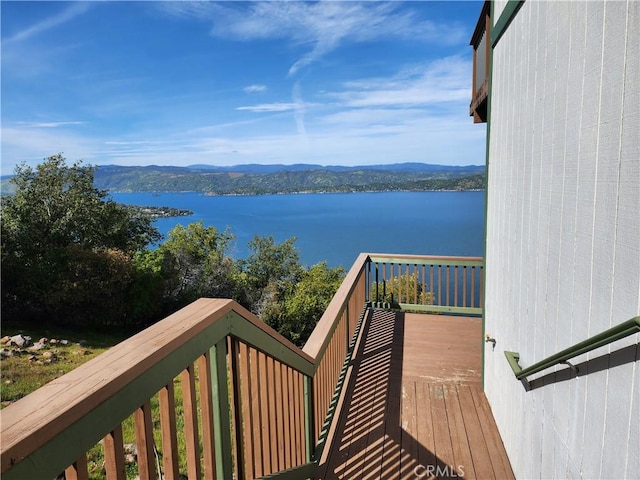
[91,163,485,194]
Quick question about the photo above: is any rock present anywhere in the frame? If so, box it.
[4,379,13,385]
[60,340,69,346]
[1,336,10,344]
[49,339,58,345]
[42,351,57,360]
[72,348,89,356]
[123,443,137,455]
[28,355,37,362]
[77,340,88,347]
[38,337,49,344]
[0,349,11,358]
[28,342,47,352]
[9,334,32,348]
[123,443,137,464]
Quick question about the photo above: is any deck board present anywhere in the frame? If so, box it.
[316,309,513,480]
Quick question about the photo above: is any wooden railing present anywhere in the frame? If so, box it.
[0,253,481,480]
[368,254,484,316]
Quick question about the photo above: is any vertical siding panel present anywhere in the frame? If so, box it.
[486,2,638,480]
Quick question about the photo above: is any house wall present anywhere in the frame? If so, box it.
[484,1,639,479]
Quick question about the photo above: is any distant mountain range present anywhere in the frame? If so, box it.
[2,163,486,195]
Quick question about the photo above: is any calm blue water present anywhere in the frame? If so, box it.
[111,191,485,269]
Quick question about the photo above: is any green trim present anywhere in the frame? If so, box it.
[257,461,317,480]
[480,0,496,391]
[491,0,525,47]
[505,317,640,381]
[212,339,233,478]
[368,256,483,268]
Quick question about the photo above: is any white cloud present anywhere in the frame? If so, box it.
[326,56,471,108]
[243,84,267,94]
[15,121,86,128]
[3,2,92,45]
[236,103,297,113]
[159,2,466,76]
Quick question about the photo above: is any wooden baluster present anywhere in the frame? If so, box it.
[446,265,451,306]
[471,266,476,308]
[229,339,245,480]
[238,342,254,479]
[287,366,297,466]
[249,347,263,478]
[134,401,156,480]
[64,454,88,480]
[405,264,410,304]
[158,381,180,480]
[438,265,442,306]
[281,363,292,470]
[480,266,484,307]
[197,352,217,480]
[297,372,306,463]
[266,356,278,473]
[454,266,459,307]
[274,359,285,470]
[181,365,201,480]
[258,351,271,474]
[463,266,468,308]
[103,425,126,480]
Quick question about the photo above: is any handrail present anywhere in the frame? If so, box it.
[505,316,640,380]
[0,299,316,480]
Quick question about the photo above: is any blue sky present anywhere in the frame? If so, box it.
[1,1,486,175]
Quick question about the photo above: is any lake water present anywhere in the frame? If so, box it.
[111,191,485,269]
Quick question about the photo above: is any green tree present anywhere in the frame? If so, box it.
[146,222,238,307]
[280,262,345,346]
[238,235,303,317]
[1,154,160,326]
[370,271,433,307]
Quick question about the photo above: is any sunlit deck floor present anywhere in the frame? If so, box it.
[316,309,514,480]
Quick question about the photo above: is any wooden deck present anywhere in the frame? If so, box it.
[316,309,513,480]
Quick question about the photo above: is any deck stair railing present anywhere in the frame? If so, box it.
[0,253,483,480]
[505,316,640,381]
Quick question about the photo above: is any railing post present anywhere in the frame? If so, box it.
[304,375,314,462]
[375,263,379,303]
[366,258,371,302]
[211,338,234,478]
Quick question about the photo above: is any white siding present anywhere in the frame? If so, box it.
[484,1,640,479]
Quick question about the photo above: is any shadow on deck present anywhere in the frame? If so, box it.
[316,309,514,480]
